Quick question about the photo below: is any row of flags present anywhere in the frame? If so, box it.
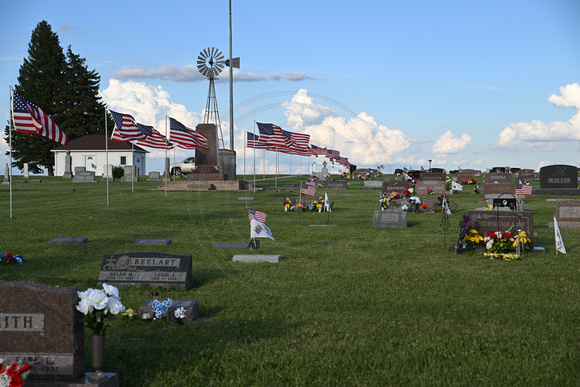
[10,90,208,151]
[247,122,351,167]
[109,111,208,150]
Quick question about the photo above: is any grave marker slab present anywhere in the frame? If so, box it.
[415,180,446,195]
[98,251,192,290]
[363,180,384,188]
[324,180,347,190]
[485,173,513,184]
[233,255,282,263]
[134,239,172,245]
[547,199,580,229]
[0,281,85,381]
[49,237,88,244]
[482,183,516,198]
[467,210,534,247]
[457,170,476,182]
[214,243,249,248]
[139,299,198,323]
[518,169,536,180]
[373,210,407,228]
[535,164,580,195]
[382,180,410,193]
[419,171,445,181]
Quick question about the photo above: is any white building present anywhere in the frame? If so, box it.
[52,135,148,177]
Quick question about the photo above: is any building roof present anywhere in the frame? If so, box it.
[52,135,148,153]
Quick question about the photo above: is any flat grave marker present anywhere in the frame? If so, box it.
[214,243,249,248]
[134,239,172,245]
[48,237,88,244]
[373,210,407,228]
[233,255,283,263]
[324,180,347,190]
[98,251,192,290]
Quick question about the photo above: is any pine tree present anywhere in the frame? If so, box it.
[4,20,111,176]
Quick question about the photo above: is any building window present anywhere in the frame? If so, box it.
[120,156,126,165]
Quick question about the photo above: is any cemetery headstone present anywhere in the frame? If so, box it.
[324,180,347,190]
[0,281,85,381]
[134,239,172,245]
[482,183,516,199]
[63,150,73,178]
[419,171,445,181]
[467,209,534,247]
[102,164,114,181]
[535,164,580,195]
[548,199,580,229]
[147,171,161,181]
[382,180,410,193]
[363,180,383,188]
[373,210,407,228]
[73,170,96,183]
[4,163,9,182]
[23,163,29,179]
[415,180,446,195]
[233,255,283,263]
[485,173,513,184]
[98,251,192,290]
[518,168,535,181]
[49,237,88,244]
[121,165,139,182]
[457,169,476,183]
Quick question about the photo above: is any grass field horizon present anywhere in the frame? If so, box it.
[1,175,579,386]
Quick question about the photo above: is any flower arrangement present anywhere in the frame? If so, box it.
[426,187,434,195]
[152,298,173,320]
[483,230,515,252]
[0,252,23,264]
[462,179,477,185]
[473,185,480,194]
[0,361,34,387]
[283,196,292,211]
[379,192,389,210]
[174,307,186,325]
[76,283,126,335]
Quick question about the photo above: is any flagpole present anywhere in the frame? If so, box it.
[105,107,110,206]
[164,116,168,197]
[243,129,246,181]
[253,122,256,193]
[8,86,13,218]
[131,142,135,193]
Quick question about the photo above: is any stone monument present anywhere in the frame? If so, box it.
[188,124,224,181]
[63,150,73,178]
[535,164,580,195]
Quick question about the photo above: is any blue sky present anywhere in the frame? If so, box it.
[1,0,579,175]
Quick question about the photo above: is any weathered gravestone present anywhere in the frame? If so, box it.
[457,169,476,183]
[139,299,198,323]
[98,251,192,290]
[518,169,536,181]
[485,173,513,184]
[0,281,85,381]
[467,210,534,248]
[548,200,580,229]
[419,171,445,181]
[535,164,580,195]
[63,150,73,178]
[373,210,407,228]
[415,180,446,195]
[324,180,347,190]
[147,171,161,181]
[382,180,410,194]
[363,180,383,189]
[121,165,139,182]
[483,183,516,199]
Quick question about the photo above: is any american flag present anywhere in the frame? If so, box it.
[135,124,174,150]
[12,91,69,145]
[326,149,340,160]
[247,208,267,224]
[168,118,209,150]
[246,132,275,150]
[337,156,350,167]
[300,181,316,197]
[281,129,311,156]
[309,144,326,157]
[256,122,291,148]
[109,110,146,142]
[515,183,533,195]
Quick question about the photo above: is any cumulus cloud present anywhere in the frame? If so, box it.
[278,89,410,166]
[496,83,580,148]
[432,130,471,154]
[100,79,203,158]
[112,65,321,83]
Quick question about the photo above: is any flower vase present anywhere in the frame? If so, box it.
[88,333,107,381]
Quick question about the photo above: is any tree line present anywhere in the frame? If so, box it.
[4,20,112,175]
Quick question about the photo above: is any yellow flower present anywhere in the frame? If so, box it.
[486,204,493,211]
[121,308,134,317]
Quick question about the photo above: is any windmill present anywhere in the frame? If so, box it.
[197,47,226,148]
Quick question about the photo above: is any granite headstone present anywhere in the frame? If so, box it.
[98,251,192,290]
[0,281,85,381]
[324,180,347,190]
[467,210,534,247]
[382,180,410,193]
[373,210,407,228]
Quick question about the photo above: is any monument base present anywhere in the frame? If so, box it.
[187,165,224,181]
[25,373,118,387]
[533,188,580,196]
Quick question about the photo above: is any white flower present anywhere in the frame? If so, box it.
[174,307,186,319]
[486,241,494,250]
[107,296,126,315]
[76,296,95,315]
[102,283,119,298]
[85,288,109,310]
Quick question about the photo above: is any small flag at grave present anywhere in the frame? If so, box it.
[301,181,316,197]
[324,192,331,212]
[247,208,267,223]
[247,208,274,241]
[452,181,463,191]
[515,183,532,195]
[554,216,566,254]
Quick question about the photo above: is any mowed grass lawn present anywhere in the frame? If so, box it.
[1,175,579,386]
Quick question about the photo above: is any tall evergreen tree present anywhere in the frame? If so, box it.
[5,20,111,175]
